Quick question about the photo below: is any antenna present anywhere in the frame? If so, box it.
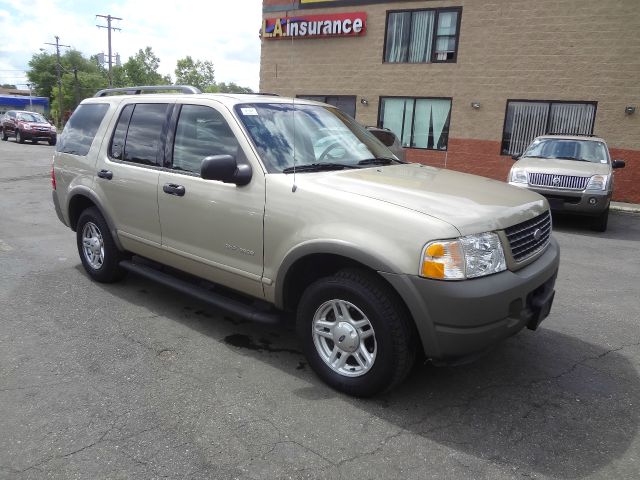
[290,23,297,193]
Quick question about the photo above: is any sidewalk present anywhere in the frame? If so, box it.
[611,201,640,214]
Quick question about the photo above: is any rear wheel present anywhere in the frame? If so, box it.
[297,269,416,397]
[591,207,609,232]
[76,207,126,283]
[16,130,24,143]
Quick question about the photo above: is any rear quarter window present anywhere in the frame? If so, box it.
[57,103,109,156]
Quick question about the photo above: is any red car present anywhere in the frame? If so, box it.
[1,110,57,145]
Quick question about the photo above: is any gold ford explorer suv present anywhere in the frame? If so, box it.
[509,135,626,232]
[52,86,560,397]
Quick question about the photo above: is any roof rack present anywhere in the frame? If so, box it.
[94,85,202,97]
[546,132,597,137]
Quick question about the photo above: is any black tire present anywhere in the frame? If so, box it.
[31,139,38,144]
[76,207,127,283]
[591,207,609,232]
[1,129,6,141]
[16,130,24,144]
[49,137,57,146]
[297,269,416,397]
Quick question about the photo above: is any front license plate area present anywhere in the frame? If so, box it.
[525,276,556,331]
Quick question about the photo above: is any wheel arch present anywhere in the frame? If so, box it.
[67,189,124,251]
[275,243,404,314]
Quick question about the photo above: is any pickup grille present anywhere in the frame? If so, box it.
[529,173,589,190]
[505,211,552,262]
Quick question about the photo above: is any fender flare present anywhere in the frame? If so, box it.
[273,240,397,309]
[66,186,124,251]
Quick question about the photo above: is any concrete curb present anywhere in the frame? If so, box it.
[610,202,640,214]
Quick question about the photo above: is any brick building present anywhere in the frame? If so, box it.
[259,0,639,203]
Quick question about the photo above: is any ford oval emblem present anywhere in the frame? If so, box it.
[533,228,542,241]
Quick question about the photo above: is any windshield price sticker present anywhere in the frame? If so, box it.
[241,108,258,116]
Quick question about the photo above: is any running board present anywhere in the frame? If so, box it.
[119,260,282,325]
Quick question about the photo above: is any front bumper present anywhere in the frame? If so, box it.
[381,237,560,360]
[21,129,56,141]
[509,183,610,216]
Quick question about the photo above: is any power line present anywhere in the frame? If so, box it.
[96,14,122,87]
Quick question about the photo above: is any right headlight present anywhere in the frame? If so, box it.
[509,168,528,184]
[586,174,609,191]
[420,232,507,280]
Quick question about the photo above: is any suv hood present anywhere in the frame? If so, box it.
[305,163,547,236]
[20,121,52,128]
[514,156,610,176]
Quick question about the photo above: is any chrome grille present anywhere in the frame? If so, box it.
[529,173,589,190]
[505,211,552,262]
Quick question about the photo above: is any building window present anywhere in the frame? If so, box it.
[297,95,357,118]
[379,97,451,150]
[384,8,461,63]
[501,101,597,155]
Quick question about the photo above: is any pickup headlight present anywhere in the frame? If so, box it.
[586,174,608,191]
[421,232,507,280]
[509,168,528,184]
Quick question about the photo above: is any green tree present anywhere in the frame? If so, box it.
[174,56,215,91]
[206,81,253,94]
[124,47,171,86]
[28,49,110,124]
[26,51,59,98]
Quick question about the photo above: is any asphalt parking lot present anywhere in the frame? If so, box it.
[1,139,639,480]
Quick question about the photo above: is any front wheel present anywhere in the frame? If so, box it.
[591,207,609,232]
[16,130,24,143]
[1,129,7,141]
[49,137,57,146]
[76,207,126,283]
[297,269,416,397]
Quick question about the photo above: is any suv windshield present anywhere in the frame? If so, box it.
[17,112,47,123]
[235,102,397,173]
[524,138,609,163]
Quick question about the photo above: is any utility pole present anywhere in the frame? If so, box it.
[25,83,33,111]
[45,36,70,128]
[96,14,122,87]
[73,68,80,109]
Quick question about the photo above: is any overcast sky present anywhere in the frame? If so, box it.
[0,0,263,91]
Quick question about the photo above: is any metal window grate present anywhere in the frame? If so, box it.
[505,210,552,262]
[528,173,589,190]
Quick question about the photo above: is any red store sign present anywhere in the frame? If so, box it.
[261,12,367,39]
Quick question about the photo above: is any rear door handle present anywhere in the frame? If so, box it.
[97,169,113,180]
[163,183,186,197]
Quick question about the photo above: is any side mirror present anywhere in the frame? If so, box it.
[201,155,252,186]
[511,154,521,161]
[612,159,626,169]
[369,130,397,147]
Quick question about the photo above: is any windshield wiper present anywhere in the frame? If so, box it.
[357,157,404,165]
[553,156,580,161]
[282,163,359,174]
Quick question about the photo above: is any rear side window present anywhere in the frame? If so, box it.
[57,103,109,156]
[120,104,169,166]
